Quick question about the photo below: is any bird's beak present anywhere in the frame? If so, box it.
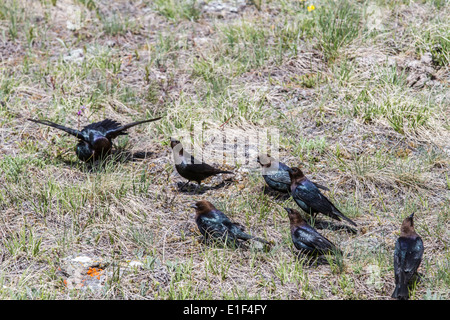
[190,204,198,209]
[283,207,291,213]
[408,212,415,219]
[286,168,293,173]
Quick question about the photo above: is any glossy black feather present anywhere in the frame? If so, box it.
[257,155,330,194]
[28,117,161,162]
[286,208,341,256]
[259,159,292,193]
[392,213,424,300]
[28,119,86,140]
[289,168,357,227]
[171,139,233,185]
[193,201,270,247]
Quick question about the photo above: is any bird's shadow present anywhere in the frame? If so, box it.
[176,181,231,194]
[110,150,157,163]
[262,185,291,201]
[60,150,156,172]
[306,218,358,235]
[292,249,345,267]
[198,236,239,249]
[128,150,157,161]
[199,236,271,252]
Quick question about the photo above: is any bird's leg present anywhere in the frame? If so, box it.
[197,181,203,191]
[179,181,190,191]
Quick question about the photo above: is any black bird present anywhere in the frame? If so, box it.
[257,154,329,194]
[28,117,162,162]
[288,167,357,227]
[392,213,424,300]
[285,207,341,256]
[170,138,233,187]
[191,200,270,247]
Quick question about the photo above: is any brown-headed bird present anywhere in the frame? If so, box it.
[170,138,233,187]
[288,167,357,227]
[392,213,424,300]
[257,154,329,194]
[28,117,162,162]
[285,207,341,256]
[191,200,270,247]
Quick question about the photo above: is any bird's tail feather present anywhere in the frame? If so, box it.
[252,237,271,246]
[236,230,269,245]
[340,214,357,227]
[216,170,234,175]
[332,206,357,226]
[392,284,409,300]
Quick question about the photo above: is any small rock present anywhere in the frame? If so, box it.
[202,0,246,14]
[72,255,94,266]
[420,52,433,65]
[59,254,108,292]
[63,48,84,64]
[66,6,83,31]
[128,260,144,268]
[106,40,116,48]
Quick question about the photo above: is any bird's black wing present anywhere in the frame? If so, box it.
[198,210,235,238]
[105,117,162,139]
[404,237,424,276]
[82,119,122,136]
[266,170,291,185]
[293,180,332,213]
[28,118,87,141]
[393,239,402,274]
[293,225,336,252]
[184,156,230,175]
[294,179,357,226]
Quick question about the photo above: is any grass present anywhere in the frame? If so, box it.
[0,0,449,300]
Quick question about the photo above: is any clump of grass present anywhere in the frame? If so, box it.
[153,0,201,22]
[316,0,363,61]
[100,12,137,36]
[220,21,272,71]
[0,0,29,42]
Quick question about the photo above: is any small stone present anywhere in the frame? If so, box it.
[420,52,433,65]
[63,48,84,64]
[129,260,144,268]
[73,255,93,265]
[106,40,116,48]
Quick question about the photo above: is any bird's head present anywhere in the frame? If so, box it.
[191,200,216,216]
[401,212,416,236]
[170,137,181,149]
[287,167,305,182]
[284,207,305,226]
[170,137,184,158]
[256,154,273,168]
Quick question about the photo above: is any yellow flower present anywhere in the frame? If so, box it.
[307,5,315,11]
